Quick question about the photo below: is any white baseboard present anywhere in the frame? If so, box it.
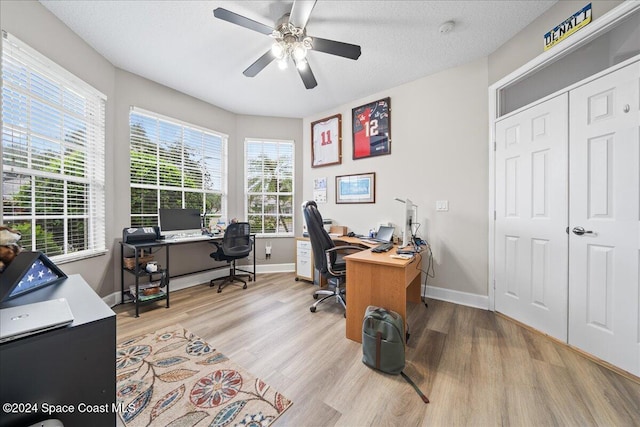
[104,265,488,311]
[424,285,489,310]
[256,263,295,274]
[104,263,295,307]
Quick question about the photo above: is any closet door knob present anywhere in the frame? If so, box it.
[623,104,630,113]
[572,226,593,236]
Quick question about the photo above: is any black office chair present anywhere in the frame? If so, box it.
[210,222,253,293]
[303,201,364,315]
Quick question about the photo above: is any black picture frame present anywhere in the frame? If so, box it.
[352,97,391,160]
[336,172,376,204]
[0,251,67,302]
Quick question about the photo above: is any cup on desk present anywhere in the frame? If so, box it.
[146,261,158,273]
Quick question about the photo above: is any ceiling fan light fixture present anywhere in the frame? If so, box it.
[302,36,313,49]
[271,42,285,59]
[292,42,307,61]
[213,4,362,89]
[295,58,307,70]
[277,58,289,70]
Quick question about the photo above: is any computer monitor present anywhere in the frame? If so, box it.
[402,198,415,248]
[158,208,202,237]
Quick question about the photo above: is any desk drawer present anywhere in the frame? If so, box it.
[296,258,313,278]
[297,240,311,252]
[297,248,311,259]
[296,239,314,281]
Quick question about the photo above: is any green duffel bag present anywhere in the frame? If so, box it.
[362,305,405,375]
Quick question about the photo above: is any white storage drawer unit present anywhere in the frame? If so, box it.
[295,237,314,282]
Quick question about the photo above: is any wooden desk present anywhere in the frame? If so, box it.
[333,235,377,248]
[344,245,422,343]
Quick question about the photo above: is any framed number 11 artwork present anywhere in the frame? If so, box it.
[352,97,391,160]
[311,114,342,168]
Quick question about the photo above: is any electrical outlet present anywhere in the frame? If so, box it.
[436,200,449,211]
[265,243,272,259]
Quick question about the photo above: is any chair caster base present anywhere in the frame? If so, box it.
[313,293,319,299]
[242,284,247,289]
[310,306,316,313]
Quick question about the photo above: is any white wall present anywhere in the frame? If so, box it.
[303,58,490,300]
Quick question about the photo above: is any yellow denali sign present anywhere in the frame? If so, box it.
[544,3,592,51]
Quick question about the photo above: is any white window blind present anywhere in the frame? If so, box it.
[245,139,294,236]
[129,107,227,227]
[1,32,106,262]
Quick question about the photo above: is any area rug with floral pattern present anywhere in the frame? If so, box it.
[115,324,292,426]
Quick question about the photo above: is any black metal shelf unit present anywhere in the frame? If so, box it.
[120,241,170,317]
[119,234,256,318]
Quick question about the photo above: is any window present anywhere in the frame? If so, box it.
[129,108,227,228]
[499,9,640,116]
[245,139,294,236]
[1,32,106,262]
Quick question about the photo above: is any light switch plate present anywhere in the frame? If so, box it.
[436,200,449,211]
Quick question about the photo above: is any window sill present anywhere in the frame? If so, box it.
[254,234,294,239]
[51,249,109,265]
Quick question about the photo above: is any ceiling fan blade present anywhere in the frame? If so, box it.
[213,8,274,35]
[295,59,317,89]
[243,50,275,77]
[289,0,317,29]
[311,37,361,60]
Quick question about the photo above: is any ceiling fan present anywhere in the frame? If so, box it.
[213,1,361,89]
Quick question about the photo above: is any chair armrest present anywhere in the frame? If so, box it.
[325,245,364,276]
[326,245,364,255]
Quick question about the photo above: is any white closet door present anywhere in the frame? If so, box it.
[568,62,640,376]
[495,94,569,341]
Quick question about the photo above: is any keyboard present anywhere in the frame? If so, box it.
[361,238,384,245]
[371,242,394,253]
[164,234,212,242]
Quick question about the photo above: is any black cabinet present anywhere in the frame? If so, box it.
[0,275,116,427]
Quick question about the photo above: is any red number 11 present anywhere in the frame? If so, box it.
[321,130,332,146]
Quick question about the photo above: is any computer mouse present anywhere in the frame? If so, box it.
[347,232,355,237]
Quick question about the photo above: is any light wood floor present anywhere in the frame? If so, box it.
[115,273,640,426]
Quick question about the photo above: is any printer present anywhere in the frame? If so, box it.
[122,227,160,243]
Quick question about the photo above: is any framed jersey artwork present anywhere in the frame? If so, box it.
[352,97,391,160]
[311,114,342,167]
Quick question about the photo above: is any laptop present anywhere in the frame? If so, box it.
[0,298,74,343]
[362,225,395,244]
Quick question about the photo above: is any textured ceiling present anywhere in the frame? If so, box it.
[39,1,557,118]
